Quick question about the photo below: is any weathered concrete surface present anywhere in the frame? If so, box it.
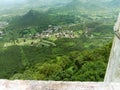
[104,13,120,82]
[0,80,120,90]
[104,36,120,82]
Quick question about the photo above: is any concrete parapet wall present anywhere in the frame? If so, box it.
[0,80,120,90]
[104,13,120,82]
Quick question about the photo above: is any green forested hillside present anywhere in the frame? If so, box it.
[8,10,77,30]
[9,10,51,29]
[0,38,111,81]
[9,42,111,81]
[0,46,23,78]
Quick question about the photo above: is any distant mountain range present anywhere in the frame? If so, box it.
[77,0,112,2]
[7,0,120,27]
[0,0,118,9]
[0,0,120,14]
[109,0,120,7]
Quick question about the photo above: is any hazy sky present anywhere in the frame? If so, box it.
[0,0,27,6]
[0,0,26,4]
[0,0,71,5]
[0,0,25,2]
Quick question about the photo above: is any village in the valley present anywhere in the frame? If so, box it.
[1,23,80,47]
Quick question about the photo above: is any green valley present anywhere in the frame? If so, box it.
[0,0,118,81]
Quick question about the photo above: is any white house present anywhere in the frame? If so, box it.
[0,31,3,36]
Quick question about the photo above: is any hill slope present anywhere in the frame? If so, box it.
[9,10,51,28]
[10,42,111,81]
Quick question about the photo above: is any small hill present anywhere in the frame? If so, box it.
[8,9,77,30]
[9,10,51,28]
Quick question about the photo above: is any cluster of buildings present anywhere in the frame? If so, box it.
[54,30,75,38]
[0,22,8,29]
[31,25,76,39]
[0,31,3,39]
[0,22,8,39]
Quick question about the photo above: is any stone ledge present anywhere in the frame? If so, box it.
[0,80,119,90]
